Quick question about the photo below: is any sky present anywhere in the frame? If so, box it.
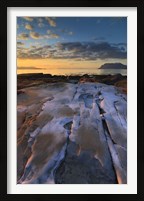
[17,17,127,75]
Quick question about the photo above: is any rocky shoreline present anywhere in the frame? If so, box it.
[18,73,127,93]
[17,74,127,184]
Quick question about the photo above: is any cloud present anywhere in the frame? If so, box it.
[17,33,29,40]
[47,30,52,34]
[117,43,127,46]
[49,33,59,38]
[30,32,41,39]
[53,41,127,60]
[17,42,24,46]
[17,41,127,60]
[18,30,60,40]
[38,23,44,28]
[61,29,73,35]
[47,30,59,38]
[17,45,52,59]
[112,42,127,47]
[37,18,43,23]
[68,31,73,35]
[17,66,44,70]
[25,24,33,30]
[45,17,56,27]
[112,42,127,51]
[22,17,34,21]
[28,30,59,40]
[30,45,37,48]
[120,47,125,51]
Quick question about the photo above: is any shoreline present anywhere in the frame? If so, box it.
[17,73,127,94]
[17,80,127,184]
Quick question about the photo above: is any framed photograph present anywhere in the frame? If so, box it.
[1,0,144,200]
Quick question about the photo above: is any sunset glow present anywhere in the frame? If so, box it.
[17,17,127,75]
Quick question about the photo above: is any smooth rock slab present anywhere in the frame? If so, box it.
[17,82,127,184]
[55,142,117,184]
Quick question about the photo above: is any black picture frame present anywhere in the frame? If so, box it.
[0,0,144,200]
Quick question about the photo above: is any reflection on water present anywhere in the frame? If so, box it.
[96,69,127,76]
[17,68,127,76]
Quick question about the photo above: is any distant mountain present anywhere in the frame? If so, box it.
[99,63,127,69]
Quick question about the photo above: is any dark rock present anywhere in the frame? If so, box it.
[55,142,117,184]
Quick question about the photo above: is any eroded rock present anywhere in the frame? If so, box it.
[17,82,127,184]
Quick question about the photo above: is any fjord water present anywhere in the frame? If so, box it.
[17,68,127,76]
